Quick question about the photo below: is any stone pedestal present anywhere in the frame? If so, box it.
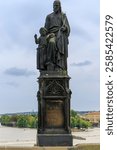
[37,71,72,146]
[37,134,72,146]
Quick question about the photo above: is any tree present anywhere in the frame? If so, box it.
[1,115,11,126]
[26,115,37,128]
[79,119,92,129]
[71,109,78,117]
[70,110,92,129]
[17,115,28,128]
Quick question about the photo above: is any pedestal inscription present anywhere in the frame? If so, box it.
[45,100,64,128]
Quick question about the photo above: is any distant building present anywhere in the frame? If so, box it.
[81,111,100,127]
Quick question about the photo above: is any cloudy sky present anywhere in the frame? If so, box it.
[0,0,99,114]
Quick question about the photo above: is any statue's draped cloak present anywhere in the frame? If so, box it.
[45,12,70,70]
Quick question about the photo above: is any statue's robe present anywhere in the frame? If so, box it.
[45,12,70,70]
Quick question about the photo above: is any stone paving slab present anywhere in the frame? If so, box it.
[0,126,100,147]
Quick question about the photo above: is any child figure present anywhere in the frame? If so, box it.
[34,27,48,70]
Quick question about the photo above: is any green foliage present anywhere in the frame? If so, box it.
[79,119,92,129]
[16,115,28,128]
[10,115,18,122]
[71,109,78,117]
[1,115,11,126]
[1,114,37,128]
[1,109,91,129]
[71,116,79,128]
[26,115,37,128]
[70,110,92,129]
[16,115,37,128]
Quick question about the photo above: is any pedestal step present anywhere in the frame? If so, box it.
[37,134,73,146]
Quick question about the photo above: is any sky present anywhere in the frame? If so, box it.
[0,0,100,114]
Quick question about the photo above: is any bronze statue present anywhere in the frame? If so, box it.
[35,0,70,71]
[35,1,72,146]
[34,27,47,70]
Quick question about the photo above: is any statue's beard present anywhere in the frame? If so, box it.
[53,8,61,13]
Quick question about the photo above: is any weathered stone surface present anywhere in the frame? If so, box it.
[37,134,73,146]
[37,73,71,131]
[34,1,70,71]
[35,0,72,146]
[36,73,72,146]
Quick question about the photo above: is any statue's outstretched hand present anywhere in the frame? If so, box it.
[34,34,37,39]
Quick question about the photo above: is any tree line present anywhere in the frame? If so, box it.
[70,110,92,129]
[0,114,37,128]
[0,110,92,129]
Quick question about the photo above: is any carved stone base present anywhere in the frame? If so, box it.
[37,134,73,146]
[37,71,72,146]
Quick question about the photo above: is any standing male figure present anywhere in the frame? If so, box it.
[45,0,70,71]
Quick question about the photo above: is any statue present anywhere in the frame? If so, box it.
[34,0,70,71]
[35,1,72,146]
[34,27,47,70]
